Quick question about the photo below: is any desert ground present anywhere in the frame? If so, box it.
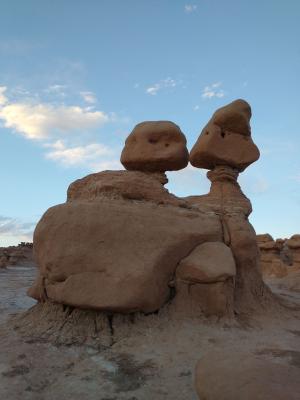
[0,262,299,400]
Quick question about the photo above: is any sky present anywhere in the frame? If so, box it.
[0,0,299,246]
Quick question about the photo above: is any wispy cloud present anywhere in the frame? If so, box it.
[80,91,97,104]
[0,86,8,105]
[45,140,112,167]
[184,4,197,13]
[44,84,67,97]
[201,82,225,99]
[146,77,177,96]
[0,85,123,172]
[0,215,35,244]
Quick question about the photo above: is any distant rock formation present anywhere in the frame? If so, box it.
[0,242,33,268]
[27,104,276,328]
[286,234,300,269]
[256,234,287,278]
[256,234,299,278]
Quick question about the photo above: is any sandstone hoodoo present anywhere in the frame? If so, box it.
[0,242,34,268]
[186,99,273,314]
[26,101,276,337]
[120,120,189,172]
[189,99,260,172]
[256,234,287,278]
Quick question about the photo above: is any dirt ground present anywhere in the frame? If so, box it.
[0,264,300,400]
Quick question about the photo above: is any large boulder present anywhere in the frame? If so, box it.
[29,171,223,313]
[189,99,260,172]
[121,121,189,172]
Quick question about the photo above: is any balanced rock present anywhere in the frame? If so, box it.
[28,105,274,320]
[121,121,189,172]
[186,100,272,315]
[189,99,260,172]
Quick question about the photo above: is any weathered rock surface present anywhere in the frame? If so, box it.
[190,99,260,171]
[67,170,184,207]
[176,242,236,283]
[195,349,300,400]
[29,171,223,313]
[121,121,189,172]
[0,243,34,268]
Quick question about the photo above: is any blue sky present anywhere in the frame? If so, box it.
[0,0,299,245]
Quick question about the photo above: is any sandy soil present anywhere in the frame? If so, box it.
[0,265,299,400]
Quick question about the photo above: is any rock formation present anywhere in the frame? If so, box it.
[186,99,273,314]
[286,234,300,269]
[121,120,189,172]
[28,121,226,315]
[0,242,33,268]
[256,234,287,278]
[189,99,259,172]
[27,106,276,332]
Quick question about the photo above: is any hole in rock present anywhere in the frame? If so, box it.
[148,138,158,144]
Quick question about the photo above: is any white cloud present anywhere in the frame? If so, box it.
[0,216,35,245]
[0,85,125,172]
[80,91,97,104]
[90,159,123,172]
[193,105,200,111]
[45,140,113,167]
[0,86,8,105]
[146,84,160,96]
[146,77,178,96]
[0,102,108,140]
[185,4,197,13]
[45,84,67,97]
[202,82,225,99]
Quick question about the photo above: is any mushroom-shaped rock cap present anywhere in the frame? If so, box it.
[121,121,189,172]
[190,99,260,172]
